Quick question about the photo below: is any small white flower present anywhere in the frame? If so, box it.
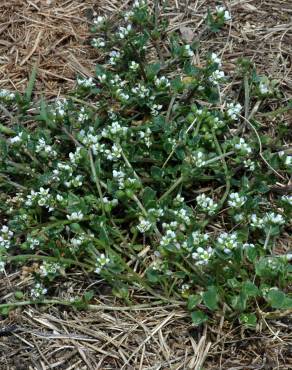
[95,253,110,274]
[118,24,132,39]
[109,50,121,65]
[77,76,95,88]
[91,38,106,48]
[191,151,206,167]
[137,217,152,233]
[196,193,218,215]
[264,212,285,225]
[154,76,170,88]
[67,211,84,221]
[234,138,252,155]
[226,102,242,120]
[209,69,225,85]
[9,132,23,145]
[259,82,269,95]
[210,52,222,66]
[30,283,47,299]
[216,6,231,21]
[0,89,15,101]
[217,232,239,254]
[183,44,194,57]
[244,159,255,171]
[192,246,214,265]
[228,192,247,208]
[0,261,5,273]
[281,195,292,206]
[129,61,139,71]
[93,16,106,26]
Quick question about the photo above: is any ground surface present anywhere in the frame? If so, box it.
[0,0,291,369]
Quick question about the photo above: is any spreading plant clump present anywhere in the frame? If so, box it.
[0,1,291,325]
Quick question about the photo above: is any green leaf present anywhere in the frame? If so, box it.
[191,310,208,325]
[25,65,37,102]
[83,290,94,302]
[246,247,257,263]
[239,313,257,328]
[242,281,259,297]
[187,294,202,310]
[281,297,292,309]
[267,289,286,308]
[145,63,161,79]
[151,166,163,180]
[142,187,156,208]
[202,286,218,311]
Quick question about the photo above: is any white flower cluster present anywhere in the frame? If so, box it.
[67,211,84,221]
[77,107,89,123]
[228,192,247,208]
[216,5,231,21]
[281,195,292,206]
[192,246,214,265]
[91,37,106,48]
[39,262,61,277]
[129,61,139,71]
[137,217,152,233]
[284,155,292,167]
[9,131,25,145]
[210,52,222,67]
[250,212,285,229]
[217,232,239,254]
[173,208,191,227]
[226,102,242,120]
[52,162,83,188]
[26,235,40,250]
[109,50,121,65]
[191,151,206,167]
[113,168,126,189]
[70,234,87,250]
[183,45,194,57]
[209,69,225,85]
[138,127,152,147]
[150,103,163,116]
[93,16,106,26]
[132,83,150,98]
[101,121,128,138]
[0,260,5,273]
[160,229,180,249]
[0,89,15,101]
[0,225,13,249]
[69,147,82,165]
[196,193,218,215]
[25,187,53,211]
[259,81,269,95]
[192,230,209,246]
[154,76,170,89]
[234,138,252,155]
[117,24,132,39]
[54,99,68,117]
[95,253,110,274]
[77,76,95,88]
[105,143,122,161]
[30,283,47,299]
[35,138,57,158]
[79,127,104,155]
[243,159,255,171]
[133,0,146,8]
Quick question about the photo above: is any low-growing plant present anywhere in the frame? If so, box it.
[0,1,291,325]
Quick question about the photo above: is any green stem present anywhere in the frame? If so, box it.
[159,176,183,202]
[6,254,92,269]
[89,149,105,214]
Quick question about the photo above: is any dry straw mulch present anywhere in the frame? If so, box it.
[0,0,291,369]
